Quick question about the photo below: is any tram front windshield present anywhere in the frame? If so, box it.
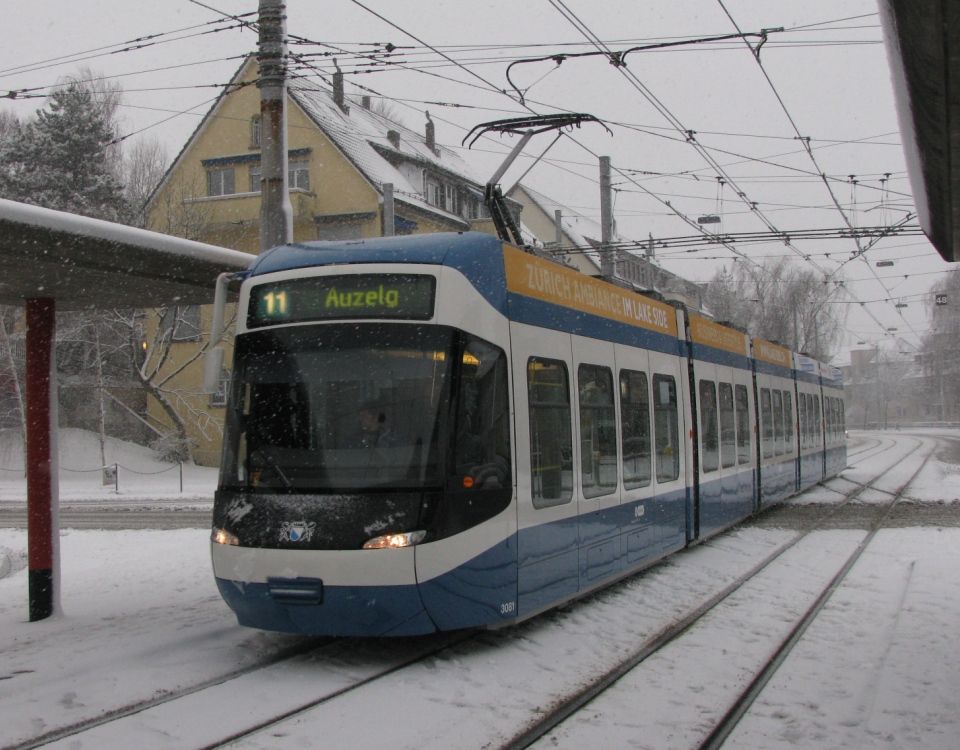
[221,323,456,491]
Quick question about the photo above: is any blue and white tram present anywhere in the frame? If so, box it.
[752,338,799,507]
[795,352,825,491]
[209,232,845,637]
[821,363,847,477]
[687,315,756,538]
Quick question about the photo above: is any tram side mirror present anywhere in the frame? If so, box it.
[203,271,239,393]
[203,346,225,394]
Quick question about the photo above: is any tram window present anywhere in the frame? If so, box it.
[840,400,846,434]
[813,396,822,441]
[527,358,573,508]
[783,392,794,450]
[653,374,680,483]
[825,397,834,439]
[619,369,651,489]
[578,364,617,498]
[807,395,816,446]
[453,336,511,490]
[699,380,719,473]
[220,323,456,492]
[735,384,751,464]
[799,393,808,449]
[760,388,773,459]
[719,383,736,469]
[772,390,784,456]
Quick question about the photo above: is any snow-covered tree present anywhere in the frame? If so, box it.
[123,136,168,228]
[0,82,128,221]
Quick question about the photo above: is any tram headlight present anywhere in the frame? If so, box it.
[362,530,427,550]
[211,527,240,546]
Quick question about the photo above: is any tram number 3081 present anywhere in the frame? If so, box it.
[500,600,516,616]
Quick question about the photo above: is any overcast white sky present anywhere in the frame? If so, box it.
[1,0,954,362]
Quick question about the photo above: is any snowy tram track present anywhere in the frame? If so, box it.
[507,438,938,750]
[0,506,212,530]
[15,632,473,750]
[205,438,945,750]
[843,434,893,463]
[3,433,955,749]
[694,439,937,750]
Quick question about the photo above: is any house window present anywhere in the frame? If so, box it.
[250,115,261,148]
[207,167,236,197]
[424,175,445,210]
[289,158,310,190]
[248,160,309,192]
[210,368,230,407]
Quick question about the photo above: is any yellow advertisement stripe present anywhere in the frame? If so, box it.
[753,337,792,367]
[689,314,748,356]
[503,244,677,337]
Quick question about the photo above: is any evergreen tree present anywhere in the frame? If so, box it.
[0,83,128,221]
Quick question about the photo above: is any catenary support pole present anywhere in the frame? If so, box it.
[599,155,614,277]
[383,182,395,236]
[26,297,59,621]
[258,0,293,253]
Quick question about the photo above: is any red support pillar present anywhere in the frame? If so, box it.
[26,298,58,621]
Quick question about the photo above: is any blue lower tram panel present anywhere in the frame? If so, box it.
[216,577,439,637]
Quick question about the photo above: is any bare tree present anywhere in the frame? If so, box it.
[703,258,845,360]
[147,174,213,241]
[124,136,169,228]
[114,305,234,463]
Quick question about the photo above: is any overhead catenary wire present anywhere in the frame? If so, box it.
[545,0,917,340]
[0,17,253,89]
[544,0,837,276]
[717,0,923,342]
[72,1,934,346]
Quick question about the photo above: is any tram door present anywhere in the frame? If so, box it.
[571,335,620,586]
[510,322,580,619]
[649,347,691,551]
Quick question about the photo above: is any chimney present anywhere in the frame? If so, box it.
[387,129,400,149]
[332,59,349,114]
[425,111,437,154]
[362,95,371,109]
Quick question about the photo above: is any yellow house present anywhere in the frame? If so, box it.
[145,55,505,464]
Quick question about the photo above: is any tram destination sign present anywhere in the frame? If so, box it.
[248,273,436,328]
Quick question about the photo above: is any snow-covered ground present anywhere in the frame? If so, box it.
[0,430,958,749]
[0,428,218,506]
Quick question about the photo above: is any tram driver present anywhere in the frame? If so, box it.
[354,400,397,449]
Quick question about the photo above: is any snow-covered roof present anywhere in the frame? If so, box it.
[150,56,488,229]
[289,76,486,222]
[0,198,249,309]
[516,183,604,254]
